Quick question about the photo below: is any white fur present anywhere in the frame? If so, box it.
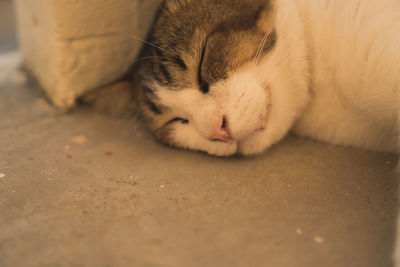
[292,0,400,153]
[155,0,399,156]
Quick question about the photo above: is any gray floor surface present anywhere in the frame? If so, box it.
[1,1,399,266]
[0,52,398,267]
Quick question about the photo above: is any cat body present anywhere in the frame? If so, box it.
[293,0,400,153]
[135,0,399,156]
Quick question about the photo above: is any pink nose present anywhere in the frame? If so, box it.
[209,116,234,142]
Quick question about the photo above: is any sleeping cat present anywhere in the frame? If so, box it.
[132,0,400,157]
[81,0,400,263]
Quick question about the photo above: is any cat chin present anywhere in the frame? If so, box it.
[202,143,238,157]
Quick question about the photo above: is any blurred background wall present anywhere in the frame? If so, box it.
[0,0,18,53]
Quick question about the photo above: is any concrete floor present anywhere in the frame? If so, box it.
[1,1,399,267]
[0,53,399,267]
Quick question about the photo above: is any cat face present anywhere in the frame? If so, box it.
[137,0,310,156]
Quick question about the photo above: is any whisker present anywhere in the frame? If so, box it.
[131,56,174,66]
[115,30,181,59]
[253,16,275,67]
[253,29,270,67]
[254,21,275,67]
[253,34,267,67]
[116,30,164,51]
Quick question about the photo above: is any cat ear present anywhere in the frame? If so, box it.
[256,4,276,33]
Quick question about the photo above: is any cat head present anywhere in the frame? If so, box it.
[137,0,309,156]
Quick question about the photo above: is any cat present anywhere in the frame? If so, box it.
[130,2,400,262]
[127,0,399,157]
[80,0,400,263]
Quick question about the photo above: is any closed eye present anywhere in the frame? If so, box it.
[173,55,188,70]
[198,42,209,94]
[166,117,189,126]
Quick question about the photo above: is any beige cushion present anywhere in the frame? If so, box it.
[15,0,162,108]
